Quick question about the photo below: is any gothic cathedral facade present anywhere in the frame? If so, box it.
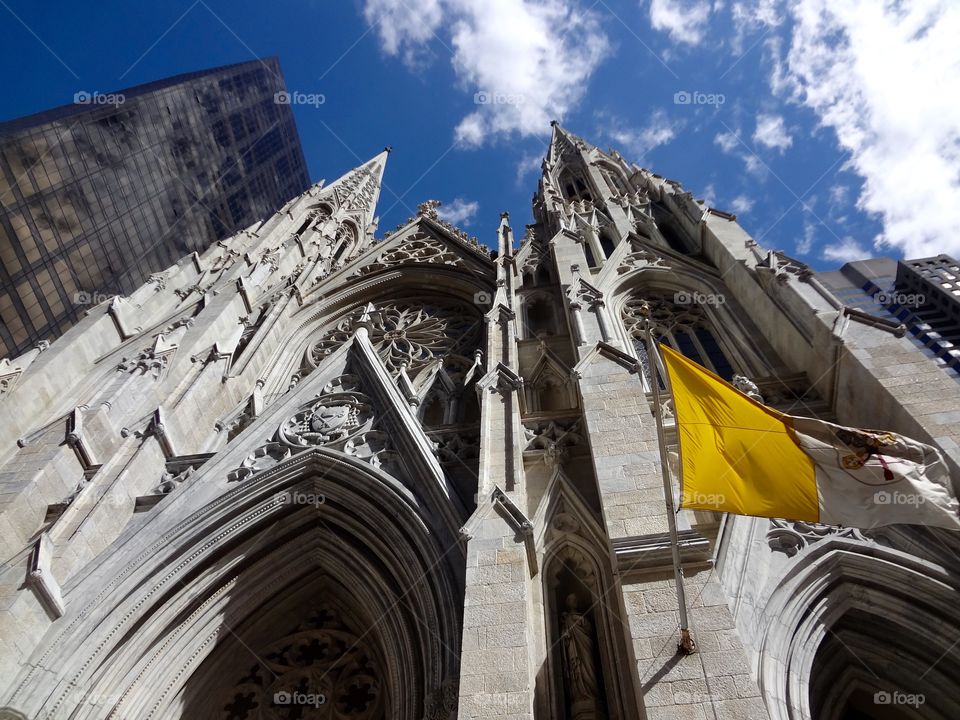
[0,124,958,720]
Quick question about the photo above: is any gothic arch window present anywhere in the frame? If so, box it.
[621,292,735,381]
[599,229,617,259]
[599,164,629,195]
[534,372,573,413]
[525,358,575,414]
[418,356,481,427]
[536,264,552,286]
[333,221,359,261]
[420,393,448,426]
[523,293,559,339]
[309,298,483,379]
[295,203,332,238]
[558,169,593,203]
[219,603,388,720]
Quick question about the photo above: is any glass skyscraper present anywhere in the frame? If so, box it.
[0,57,310,357]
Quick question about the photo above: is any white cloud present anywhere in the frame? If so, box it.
[437,198,480,225]
[515,152,543,185]
[602,110,680,162]
[649,0,712,46]
[784,0,960,257]
[797,218,815,255]
[829,184,849,206]
[715,129,767,177]
[764,35,788,95]
[363,0,444,66]
[731,195,754,213]
[364,0,609,147]
[753,113,793,151]
[730,0,783,53]
[743,153,765,177]
[822,236,869,263]
[714,131,738,152]
[701,182,717,207]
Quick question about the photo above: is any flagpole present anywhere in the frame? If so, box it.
[642,312,696,655]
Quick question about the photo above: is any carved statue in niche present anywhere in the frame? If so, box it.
[732,374,763,403]
[559,594,606,720]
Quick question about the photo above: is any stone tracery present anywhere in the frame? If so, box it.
[356,234,464,276]
[219,606,384,720]
[309,299,482,376]
[620,292,734,380]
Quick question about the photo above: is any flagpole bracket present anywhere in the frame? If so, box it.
[678,628,697,655]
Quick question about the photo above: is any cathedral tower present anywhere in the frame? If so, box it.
[0,128,958,720]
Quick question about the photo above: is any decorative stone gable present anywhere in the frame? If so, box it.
[227,373,395,481]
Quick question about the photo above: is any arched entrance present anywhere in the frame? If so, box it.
[758,545,960,720]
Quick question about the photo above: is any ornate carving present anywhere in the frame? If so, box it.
[423,680,459,720]
[757,250,809,284]
[117,337,178,378]
[571,280,604,309]
[0,361,24,396]
[621,294,709,338]
[617,245,667,274]
[220,606,384,719]
[766,518,871,557]
[147,272,168,291]
[333,162,380,214]
[432,432,480,465]
[228,442,294,482]
[356,234,463,276]
[417,199,441,219]
[162,316,196,334]
[228,375,396,481]
[393,200,482,247]
[157,466,196,494]
[732,374,763,402]
[560,594,604,719]
[310,300,482,376]
[520,240,547,278]
[524,420,582,468]
[279,392,373,446]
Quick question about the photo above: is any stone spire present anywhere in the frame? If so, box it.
[324,147,390,234]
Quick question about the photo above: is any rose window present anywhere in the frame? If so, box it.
[310,299,481,375]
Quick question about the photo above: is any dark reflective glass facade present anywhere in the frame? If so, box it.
[0,58,310,357]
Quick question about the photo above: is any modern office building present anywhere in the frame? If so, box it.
[820,254,960,374]
[0,58,310,357]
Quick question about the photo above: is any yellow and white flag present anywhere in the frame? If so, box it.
[660,344,960,530]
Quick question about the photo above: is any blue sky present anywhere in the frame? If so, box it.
[2,0,958,269]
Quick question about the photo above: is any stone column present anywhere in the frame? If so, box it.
[457,491,537,719]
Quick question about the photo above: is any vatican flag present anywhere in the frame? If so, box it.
[659,344,960,530]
